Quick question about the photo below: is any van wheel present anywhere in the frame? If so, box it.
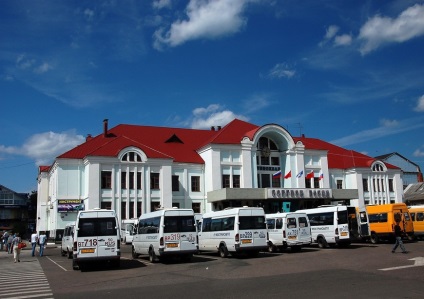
[370,233,379,244]
[149,249,158,263]
[61,247,66,256]
[72,260,79,271]
[291,245,301,252]
[219,245,229,258]
[67,249,72,259]
[268,243,276,253]
[132,246,138,259]
[111,259,120,268]
[317,237,328,248]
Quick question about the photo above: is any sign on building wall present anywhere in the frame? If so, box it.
[268,188,332,199]
[57,199,84,213]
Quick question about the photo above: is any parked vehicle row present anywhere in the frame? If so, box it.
[63,203,422,271]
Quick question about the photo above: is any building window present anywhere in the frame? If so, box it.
[101,202,111,210]
[233,175,240,188]
[192,202,201,213]
[313,178,320,188]
[191,176,200,192]
[336,180,343,189]
[172,175,180,191]
[121,172,127,189]
[137,202,142,217]
[101,171,112,189]
[122,151,142,162]
[129,172,135,189]
[137,172,142,190]
[129,202,134,219]
[260,174,271,188]
[272,176,281,188]
[305,178,311,189]
[150,173,160,190]
[389,179,394,192]
[121,202,126,219]
[363,179,369,192]
[222,175,230,188]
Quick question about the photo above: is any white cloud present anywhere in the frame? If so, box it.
[153,0,171,10]
[267,63,295,79]
[413,147,424,157]
[331,116,424,147]
[334,34,352,46]
[414,95,424,112]
[190,104,248,129]
[0,130,85,165]
[319,25,339,47]
[34,62,53,74]
[379,118,399,127]
[154,0,252,48]
[359,4,424,55]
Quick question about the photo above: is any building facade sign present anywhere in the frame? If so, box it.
[268,188,332,199]
[57,199,84,213]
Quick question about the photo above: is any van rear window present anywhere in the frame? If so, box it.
[78,218,117,237]
[239,216,266,230]
[164,216,196,233]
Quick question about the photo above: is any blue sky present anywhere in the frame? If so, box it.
[1,0,424,193]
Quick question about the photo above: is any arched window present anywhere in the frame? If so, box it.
[122,151,142,162]
[372,162,386,172]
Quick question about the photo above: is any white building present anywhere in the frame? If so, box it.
[37,119,403,239]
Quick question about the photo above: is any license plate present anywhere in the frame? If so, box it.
[166,243,179,248]
[288,236,297,240]
[241,239,252,244]
[81,248,95,253]
[341,232,348,236]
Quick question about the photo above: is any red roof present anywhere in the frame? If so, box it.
[38,165,51,173]
[293,136,399,170]
[56,119,398,170]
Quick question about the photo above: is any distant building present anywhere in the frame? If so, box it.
[37,119,404,239]
[375,152,423,188]
[0,184,30,233]
[404,183,424,205]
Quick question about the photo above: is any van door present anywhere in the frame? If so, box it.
[163,215,197,252]
[285,216,299,242]
[77,213,118,259]
[96,216,119,258]
[296,215,311,244]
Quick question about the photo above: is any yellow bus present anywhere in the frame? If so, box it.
[366,203,414,244]
[408,205,424,240]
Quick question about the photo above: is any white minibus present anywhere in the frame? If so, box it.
[197,207,268,258]
[266,212,312,252]
[73,208,121,270]
[121,219,138,244]
[61,222,75,259]
[132,208,197,262]
[297,205,369,248]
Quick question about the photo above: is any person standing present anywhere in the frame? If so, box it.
[392,221,407,254]
[30,230,39,257]
[12,233,22,263]
[38,231,47,257]
[3,231,9,252]
[7,233,13,254]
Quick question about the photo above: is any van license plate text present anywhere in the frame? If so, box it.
[81,248,95,253]
[166,243,179,248]
[341,232,348,236]
[241,239,252,244]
